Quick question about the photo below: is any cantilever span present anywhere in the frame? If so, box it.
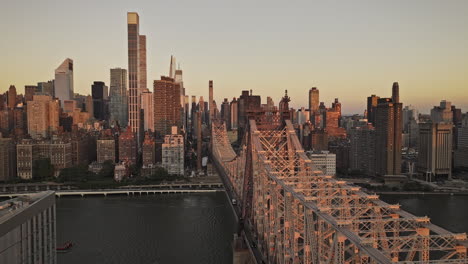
[211,119,468,263]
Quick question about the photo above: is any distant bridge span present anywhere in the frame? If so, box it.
[211,119,467,263]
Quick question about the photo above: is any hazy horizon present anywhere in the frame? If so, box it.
[1,0,467,114]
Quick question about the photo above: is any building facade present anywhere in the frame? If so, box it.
[0,137,16,181]
[119,127,137,165]
[141,89,154,131]
[0,191,56,264]
[162,128,184,175]
[307,150,336,176]
[109,68,128,127]
[54,58,73,106]
[308,87,319,120]
[97,139,116,164]
[91,81,108,121]
[27,95,60,139]
[374,83,402,176]
[349,125,376,176]
[431,100,453,123]
[127,12,146,146]
[142,133,156,166]
[418,122,453,180]
[153,77,181,137]
[455,114,468,167]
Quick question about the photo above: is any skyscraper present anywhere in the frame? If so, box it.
[109,68,128,126]
[153,77,181,137]
[220,98,231,130]
[141,89,154,131]
[209,80,214,124]
[27,95,60,139]
[367,94,380,125]
[92,81,108,120]
[455,114,468,168]
[230,98,238,130]
[139,35,147,92]
[308,87,319,113]
[55,58,74,106]
[7,85,17,109]
[374,82,402,176]
[418,122,453,180]
[127,12,146,145]
[349,124,376,176]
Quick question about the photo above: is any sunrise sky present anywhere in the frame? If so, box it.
[1,0,467,114]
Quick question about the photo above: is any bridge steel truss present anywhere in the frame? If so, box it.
[211,119,468,264]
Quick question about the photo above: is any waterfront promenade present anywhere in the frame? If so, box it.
[0,182,224,198]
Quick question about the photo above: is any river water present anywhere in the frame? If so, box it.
[56,192,236,264]
[380,194,468,234]
[56,192,468,264]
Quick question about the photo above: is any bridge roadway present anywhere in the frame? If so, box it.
[0,183,224,198]
[213,154,264,264]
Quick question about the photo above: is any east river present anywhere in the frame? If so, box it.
[56,192,468,264]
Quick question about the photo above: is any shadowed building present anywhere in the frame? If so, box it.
[24,85,37,102]
[92,81,108,121]
[367,94,380,126]
[109,68,128,127]
[374,82,402,176]
[237,90,261,141]
[220,98,231,130]
[142,132,156,166]
[0,137,16,181]
[230,98,238,130]
[7,85,17,109]
[209,80,214,125]
[37,81,54,97]
[349,124,376,176]
[119,126,137,165]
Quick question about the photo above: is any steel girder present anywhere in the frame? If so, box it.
[211,119,468,263]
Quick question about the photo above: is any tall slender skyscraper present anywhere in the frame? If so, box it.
[127,12,146,145]
[109,68,128,126]
[139,35,147,92]
[55,58,74,106]
[141,89,154,131]
[209,80,214,124]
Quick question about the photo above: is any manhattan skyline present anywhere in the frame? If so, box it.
[1,0,468,114]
